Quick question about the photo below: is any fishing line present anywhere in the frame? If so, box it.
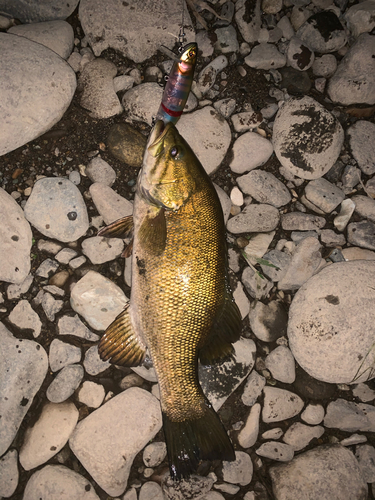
[178,0,186,51]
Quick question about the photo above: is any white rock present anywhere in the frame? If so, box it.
[344,0,375,37]
[283,422,324,451]
[242,265,273,300]
[231,187,244,207]
[347,120,375,175]
[82,236,124,264]
[8,20,74,59]
[334,198,356,231]
[238,403,261,448]
[262,428,284,440]
[197,55,228,95]
[227,204,280,234]
[324,399,375,432]
[232,280,251,319]
[177,107,231,175]
[0,33,76,156]
[341,434,368,446]
[222,451,253,485]
[312,54,337,78]
[288,261,375,384]
[122,82,163,125]
[24,178,89,243]
[245,43,286,70]
[242,231,275,266]
[273,96,344,180]
[265,346,296,383]
[256,441,294,462]
[78,381,105,408]
[355,444,375,483]
[58,314,100,342]
[301,404,325,425]
[229,132,274,174]
[0,324,48,456]
[214,184,232,224]
[55,247,78,264]
[46,364,84,403]
[0,448,19,498]
[69,388,162,497]
[241,370,266,406]
[70,270,128,331]
[8,300,42,338]
[143,442,167,468]
[139,481,164,500]
[286,36,314,71]
[237,170,291,207]
[49,339,81,372]
[296,11,347,53]
[85,157,116,186]
[23,465,99,500]
[83,345,111,376]
[231,110,263,133]
[352,383,375,402]
[262,387,304,423]
[19,401,78,471]
[89,183,133,225]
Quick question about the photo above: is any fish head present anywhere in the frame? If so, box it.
[139,120,197,211]
[179,42,197,73]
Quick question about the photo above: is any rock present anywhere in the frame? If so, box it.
[46,364,84,403]
[344,0,375,37]
[162,475,214,500]
[245,43,286,70]
[222,451,253,485]
[260,250,292,283]
[8,20,74,59]
[176,107,232,175]
[334,198,356,231]
[197,55,228,95]
[327,33,375,106]
[85,157,116,186]
[229,132,274,174]
[0,188,32,284]
[273,96,344,180]
[312,54,337,78]
[0,0,79,23]
[79,0,194,63]
[352,195,375,223]
[279,66,312,95]
[265,346,296,383]
[0,323,48,456]
[347,120,375,175]
[214,184,232,224]
[231,110,263,133]
[35,258,59,278]
[139,481,164,500]
[238,403,261,448]
[320,229,346,247]
[231,186,244,207]
[199,338,256,411]
[286,36,314,71]
[78,381,105,408]
[24,178,89,243]
[352,382,375,402]
[107,123,147,168]
[341,165,362,194]
[281,212,326,231]
[303,178,345,213]
[0,33,76,156]
[227,204,280,234]
[49,339,81,372]
[242,231,276,266]
[242,265,273,300]
[262,387,304,423]
[23,465,99,500]
[122,82,163,125]
[113,74,134,92]
[269,445,368,500]
[57,314,100,342]
[301,404,325,425]
[347,220,375,250]
[296,11,347,53]
[41,292,64,322]
[237,170,291,207]
[19,401,78,470]
[89,183,133,225]
[215,25,239,54]
[355,444,375,483]
[6,274,33,300]
[342,247,375,261]
[70,270,128,330]
[8,299,42,338]
[214,98,236,118]
[235,0,261,43]
[242,371,266,406]
[341,434,368,446]
[248,301,288,342]
[324,399,375,432]
[83,345,111,376]
[69,388,162,496]
[288,261,375,384]
[282,422,324,451]
[0,449,19,498]
[143,442,167,468]
[81,236,124,264]
[256,442,294,462]
[55,247,78,264]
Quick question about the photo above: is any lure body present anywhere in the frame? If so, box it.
[155,42,197,125]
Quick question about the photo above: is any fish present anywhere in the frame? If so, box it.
[155,42,197,125]
[97,120,242,480]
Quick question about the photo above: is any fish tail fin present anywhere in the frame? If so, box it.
[162,401,235,480]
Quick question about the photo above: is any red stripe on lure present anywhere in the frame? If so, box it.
[155,42,197,125]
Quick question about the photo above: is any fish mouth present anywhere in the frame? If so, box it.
[147,120,173,157]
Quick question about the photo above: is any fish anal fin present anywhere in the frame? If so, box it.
[199,290,242,366]
[139,207,167,256]
[98,215,134,239]
[163,400,235,480]
[98,304,146,367]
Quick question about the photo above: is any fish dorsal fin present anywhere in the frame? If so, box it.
[97,215,134,239]
[199,289,242,366]
[139,207,167,256]
[98,304,146,367]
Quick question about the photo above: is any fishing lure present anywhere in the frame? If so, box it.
[155,42,197,125]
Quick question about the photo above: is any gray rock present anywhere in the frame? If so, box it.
[107,123,147,169]
[238,403,261,448]
[241,371,266,406]
[286,36,314,71]
[235,0,261,43]
[328,33,375,106]
[79,58,123,119]
[342,247,375,261]
[283,422,324,451]
[215,25,239,54]
[312,54,337,78]
[0,188,32,284]
[199,338,256,411]
[281,212,325,231]
[273,96,344,180]
[262,387,304,423]
[296,11,347,53]
[352,195,375,223]
[69,388,162,496]
[8,300,42,338]
[42,292,64,322]
[197,55,228,95]
[320,229,346,247]
[301,404,325,425]
[122,82,163,125]
[214,98,236,118]
[24,178,89,243]
[143,442,167,468]
[341,435,368,447]
[49,339,81,372]
[8,20,74,59]
[347,120,375,175]
[55,247,78,264]
[242,231,276,266]
[245,43,286,70]
[260,249,292,283]
[0,33,76,156]
[162,475,214,500]
[269,445,368,500]
[139,481,164,500]
[83,345,111,376]
[85,157,116,186]
[46,364,84,403]
[265,346,296,383]
[78,381,105,408]
[352,382,375,402]
[229,132,274,174]
[57,314,100,342]
[237,170,291,207]
[0,0,79,23]
[81,236,124,264]
[304,178,345,213]
[23,465,99,500]
[341,165,362,194]
[222,451,253,485]
[347,220,375,250]
[324,399,375,432]
[0,449,18,498]
[0,323,48,456]
[79,0,194,63]
[227,204,280,234]
[256,442,294,462]
[242,265,273,300]
[177,107,232,175]
[344,0,375,37]
[70,270,128,331]
[19,401,78,471]
[355,444,375,483]
[248,300,288,342]
[214,184,232,225]
[6,274,33,300]
[334,198,356,231]
[90,183,133,225]
[288,261,375,384]
[35,258,59,278]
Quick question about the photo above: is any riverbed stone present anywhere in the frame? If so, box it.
[46,364,84,403]
[227,204,280,234]
[8,299,42,338]
[229,132,274,174]
[0,449,19,498]
[263,387,304,423]
[347,220,375,251]
[237,170,291,207]
[347,120,375,175]
[89,183,133,225]
[107,123,147,168]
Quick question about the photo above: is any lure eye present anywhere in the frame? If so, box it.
[170,146,179,158]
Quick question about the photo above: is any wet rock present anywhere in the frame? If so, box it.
[248,301,288,342]
[69,388,162,496]
[288,261,375,384]
[347,220,375,250]
[227,204,280,234]
[85,157,116,186]
[324,398,375,432]
[0,324,48,456]
[347,120,375,175]
[89,183,133,225]
[265,346,296,383]
[46,364,84,403]
[279,66,312,95]
[0,448,19,498]
[256,442,294,462]
[107,123,147,168]
[229,132,274,174]
[262,387,304,423]
[273,96,344,180]
[222,451,253,485]
[296,11,347,53]
[8,299,42,338]
[283,422,324,451]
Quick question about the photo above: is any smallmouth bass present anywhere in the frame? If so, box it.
[98,120,242,479]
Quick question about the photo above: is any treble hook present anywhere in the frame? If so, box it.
[178,26,185,52]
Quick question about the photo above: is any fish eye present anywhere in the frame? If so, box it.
[189,50,195,58]
[170,146,179,158]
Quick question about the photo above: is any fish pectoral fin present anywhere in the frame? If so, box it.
[139,207,167,256]
[97,215,134,239]
[98,304,146,367]
[121,238,134,258]
[199,292,242,366]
